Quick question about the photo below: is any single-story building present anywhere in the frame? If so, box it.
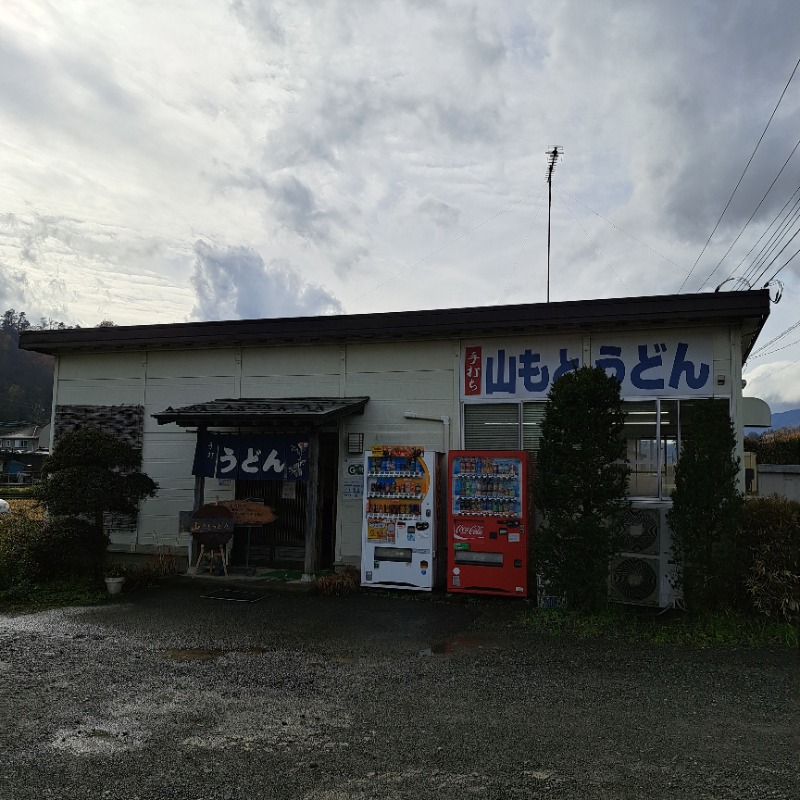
[19,290,770,605]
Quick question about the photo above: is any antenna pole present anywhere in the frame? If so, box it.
[545,146,563,303]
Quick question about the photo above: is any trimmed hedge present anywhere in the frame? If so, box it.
[0,511,107,588]
[744,426,800,466]
[743,495,800,624]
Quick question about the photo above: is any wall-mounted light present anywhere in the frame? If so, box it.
[347,432,364,454]
[716,374,726,387]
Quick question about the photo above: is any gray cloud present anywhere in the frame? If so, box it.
[1,1,799,402]
[190,239,343,321]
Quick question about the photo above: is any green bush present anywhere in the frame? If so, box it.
[533,366,630,611]
[744,426,800,465]
[742,495,800,624]
[0,512,107,588]
[667,400,744,611]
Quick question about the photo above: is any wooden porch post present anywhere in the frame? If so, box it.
[191,426,206,568]
[302,428,320,581]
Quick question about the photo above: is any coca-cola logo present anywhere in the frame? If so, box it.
[454,523,484,539]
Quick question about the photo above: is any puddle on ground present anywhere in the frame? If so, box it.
[420,634,495,657]
[163,647,269,661]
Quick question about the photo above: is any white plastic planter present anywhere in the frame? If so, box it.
[104,577,125,596]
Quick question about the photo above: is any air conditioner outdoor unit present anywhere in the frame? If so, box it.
[609,505,681,608]
[609,555,661,605]
[619,507,661,555]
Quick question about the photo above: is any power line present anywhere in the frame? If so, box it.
[747,336,800,360]
[557,194,630,293]
[749,318,800,356]
[699,132,800,290]
[748,225,800,287]
[744,356,800,384]
[344,185,547,308]
[678,55,800,294]
[757,242,800,286]
[555,187,690,274]
[733,189,800,288]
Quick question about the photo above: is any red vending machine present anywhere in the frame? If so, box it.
[447,450,529,597]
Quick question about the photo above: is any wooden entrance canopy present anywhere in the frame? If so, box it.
[153,397,369,579]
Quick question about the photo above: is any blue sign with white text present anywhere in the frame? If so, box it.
[193,433,309,481]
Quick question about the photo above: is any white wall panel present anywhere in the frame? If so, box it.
[146,349,238,378]
[243,345,341,375]
[240,377,341,396]
[58,353,144,380]
[56,381,143,406]
[346,340,454,372]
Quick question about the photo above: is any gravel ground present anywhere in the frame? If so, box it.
[1,580,797,800]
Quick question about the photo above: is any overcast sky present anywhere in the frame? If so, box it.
[1,1,799,411]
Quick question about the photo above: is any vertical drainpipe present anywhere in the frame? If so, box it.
[730,326,745,493]
[48,355,60,451]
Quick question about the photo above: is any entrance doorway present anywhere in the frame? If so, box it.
[230,430,339,571]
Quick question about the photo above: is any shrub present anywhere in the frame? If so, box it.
[533,366,630,611]
[668,400,744,611]
[315,566,360,596]
[742,495,800,624]
[35,426,158,531]
[744,426,800,466]
[0,512,107,588]
[0,509,44,589]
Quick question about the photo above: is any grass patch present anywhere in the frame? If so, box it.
[520,606,798,648]
[0,578,107,613]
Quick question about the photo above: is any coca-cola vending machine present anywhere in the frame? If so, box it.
[447,450,529,597]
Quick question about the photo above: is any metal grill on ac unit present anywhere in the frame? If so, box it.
[609,555,660,606]
[620,508,660,555]
[609,505,682,609]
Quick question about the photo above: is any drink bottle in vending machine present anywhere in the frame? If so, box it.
[447,450,529,597]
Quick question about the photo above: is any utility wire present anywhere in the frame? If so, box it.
[744,356,800,384]
[750,234,800,287]
[747,336,800,360]
[557,194,630,293]
[344,186,547,307]
[555,188,689,273]
[750,318,800,356]
[678,55,800,293]
[699,133,800,290]
[758,242,800,286]
[498,196,545,304]
[734,191,800,288]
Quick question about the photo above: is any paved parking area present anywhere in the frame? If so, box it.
[1,581,797,799]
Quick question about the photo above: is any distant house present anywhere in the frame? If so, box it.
[0,423,50,453]
[0,423,50,483]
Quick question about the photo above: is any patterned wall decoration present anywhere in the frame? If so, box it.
[53,405,145,450]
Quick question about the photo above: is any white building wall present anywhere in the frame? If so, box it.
[50,320,746,561]
[336,339,459,565]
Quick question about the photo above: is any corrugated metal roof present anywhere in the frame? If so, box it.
[152,397,370,428]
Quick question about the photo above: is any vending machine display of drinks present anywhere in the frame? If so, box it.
[361,445,439,591]
[447,450,529,597]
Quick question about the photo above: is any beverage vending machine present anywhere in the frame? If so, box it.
[447,450,529,597]
[361,445,440,591]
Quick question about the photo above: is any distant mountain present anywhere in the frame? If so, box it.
[769,408,800,431]
[746,407,800,436]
